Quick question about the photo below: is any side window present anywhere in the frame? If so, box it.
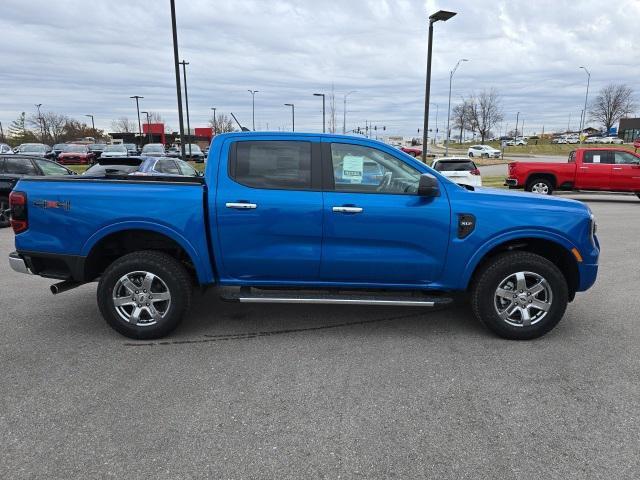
[231,141,311,190]
[4,158,38,175]
[614,152,639,164]
[330,143,421,194]
[568,151,576,163]
[155,159,180,175]
[583,151,612,164]
[176,159,198,176]
[35,159,70,175]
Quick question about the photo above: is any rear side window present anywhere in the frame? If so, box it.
[154,159,180,175]
[231,141,311,190]
[434,160,475,172]
[4,158,38,175]
[35,159,70,176]
[583,151,613,164]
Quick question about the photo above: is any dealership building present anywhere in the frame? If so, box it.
[619,118,640,143]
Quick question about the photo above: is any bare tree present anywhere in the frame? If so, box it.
[110,117,137,133]
[467,89,503,143]
[452,99,472,144]
[208,113,236,133]
[588,83,636,132]
[147,112,164,123]
[28,112,68,143]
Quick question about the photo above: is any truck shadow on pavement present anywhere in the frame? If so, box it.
[123,292,483,346]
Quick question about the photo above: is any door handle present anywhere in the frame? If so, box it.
[579,167,589,170]
[332,206,363,213]
[612,167,623,170]
[226,202,257,209]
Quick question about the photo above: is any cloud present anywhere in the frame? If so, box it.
[0,0,638,137]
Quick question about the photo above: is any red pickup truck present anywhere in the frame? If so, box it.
[506,148,640,198]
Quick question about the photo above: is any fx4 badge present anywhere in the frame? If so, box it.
[32,200,71,211]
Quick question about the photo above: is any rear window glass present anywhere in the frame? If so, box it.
[434,161,475,172]
[5,158,38,175]
[84,164,139,175]
[231,141,311,190]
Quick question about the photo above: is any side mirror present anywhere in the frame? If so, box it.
[417,173,440,197]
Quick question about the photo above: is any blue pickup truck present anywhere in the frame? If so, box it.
[8,132,599,340]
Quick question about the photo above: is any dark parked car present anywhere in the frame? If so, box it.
[14,143,54,158]
[88,144,107,159]
[83,156,200,177]
[0,155,74,227]
[52,143,67,159]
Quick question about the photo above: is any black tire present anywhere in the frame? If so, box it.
[527,176,554,195]
[471,251,568,340]
[469,152,474,158]
[0,196,10,228]
[636,193,640,200]
[97,250,192,339]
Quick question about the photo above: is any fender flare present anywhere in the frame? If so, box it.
[461,228,579,289]
[80,220,213,283]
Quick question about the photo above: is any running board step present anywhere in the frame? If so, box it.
[221,290,453,307]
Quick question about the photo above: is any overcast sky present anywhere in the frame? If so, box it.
[1,0,638,138]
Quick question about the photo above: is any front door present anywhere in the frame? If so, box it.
[610,150,640,191]
[215,138,323,282]
[576,150,612,190]
[320,140,450,286]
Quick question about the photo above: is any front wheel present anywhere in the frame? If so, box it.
[471,251,568,340]
[527,177,554,195]
[97,250,192,339]
[0,196,10,228]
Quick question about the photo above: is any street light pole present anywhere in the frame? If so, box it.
[180,60,192,157]
[141,111,152,143]
[84,114,95,136]
[130,95,144,149]
[514,111,520,139]
[284,103,295,131]
[248,90,258,131]
[170,0,186,159]
[422,10,457,163]
[579,66,591,137]
[343,90,357,134]
[211,107,217,135]
[313,93,326,133]
[445,58,468,155]
[35,104,44,141]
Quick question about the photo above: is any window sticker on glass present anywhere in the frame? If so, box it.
[593,155,600,163]
[342,155,364,184]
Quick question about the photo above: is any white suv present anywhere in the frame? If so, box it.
[601,136,623,145]
[468,145,501,158]
[432,157,482,187]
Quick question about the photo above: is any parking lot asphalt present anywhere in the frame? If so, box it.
[1,193,639,479]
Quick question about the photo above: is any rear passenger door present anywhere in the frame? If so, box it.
[576,150,612,190]
[215,139,323,282]
[610,150,640,191]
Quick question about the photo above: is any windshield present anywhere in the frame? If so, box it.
[20,144,45,153]
[63,145,87,153]
[124,144,136,150]
[89,144,106,150]
[142,144,165,153]
[104,145,127,152]
[186,144,202,152]
[53,144,65,150]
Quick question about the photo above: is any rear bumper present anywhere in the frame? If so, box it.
[9,251,32,275]
[505,178,519,187]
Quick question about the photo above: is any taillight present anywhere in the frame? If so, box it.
[9,191,28,234]
[470,168,481,176]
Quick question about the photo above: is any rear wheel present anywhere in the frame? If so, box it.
[527,177,554,195]
[471,251,568,340]
[636,193,640,200]
[0,196,10,228]
[97,250,192,339]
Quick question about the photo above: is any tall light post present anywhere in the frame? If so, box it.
[35,104,44,141]
[514,111,520,139]
[211,107,217,135]
[84,114,95,136]
[445,58,467,155]
[248,90,258,131]
[170,0,186,159]
[343,90,357,134]
[180,60,192,157]
[422,10,457,162]
[579,66,591,137]
[313,93,326,133]
[130,95,144,148]
[284,103,295,131]
[141,111,152,143]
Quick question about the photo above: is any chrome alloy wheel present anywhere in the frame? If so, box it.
[494,271,552,327]
[112,271,171,326]
[531,182,550,194]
